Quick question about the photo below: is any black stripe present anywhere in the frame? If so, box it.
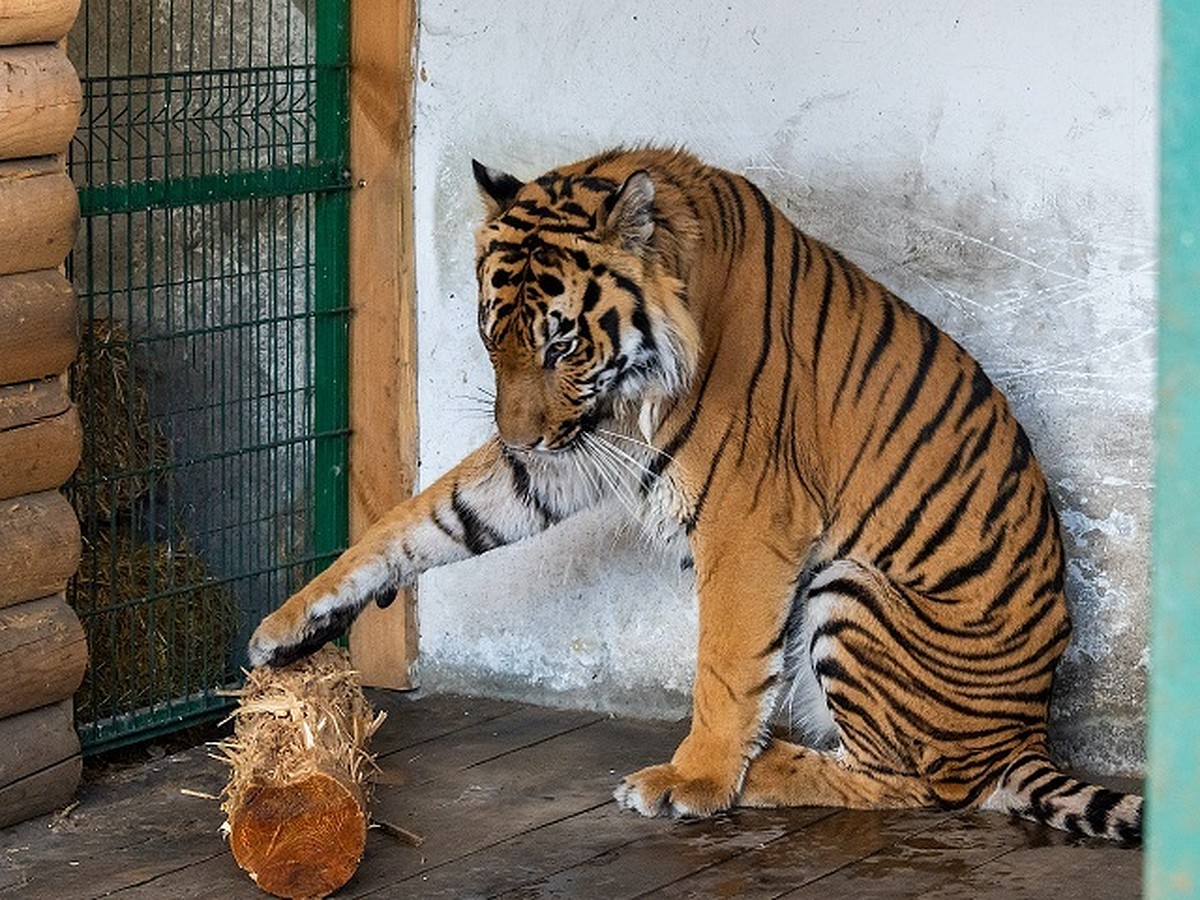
[701,662,740,704]
[1084,788,1125,836]
[1011,757,1054,793]
[954,363,996,430]
[597,307,621,353]
[577,174,619,193]
[558,200,588,220]
[708,180,733,250]
[906,470,985,570]
[503,447,557,527]
[924,525,1008,596]
[611,273,657,356]
[759,616,792,659]
[1028,773,1074,815]
[539,221,602,238]
[812,246,842,374]
[746,672,780,700]
[877,315,943,455]
[537,272,565,296]
[739,181,777,461]
[810,597,1046,733]
[1117,803,1143,844]
[873,439,969,568]
[431,508,460,544]
[1017,489,1056,566]
[718,171,746,247]
[581,279,602,312]
[451,487,504,555]
[856,300,896,403]
[369,574,401,609]
[770,227,802,467]
[822,689,893,746]
[687,422,735,532]
[831,309,867,415]
[647,330,728,485]
[829,363,900,512]
[817,574,1044,676]
[812,656,867,693]
[966,407,999,469]
[799,231,814,277]
[836,370,964,556]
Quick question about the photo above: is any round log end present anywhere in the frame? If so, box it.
[228,772,367,899]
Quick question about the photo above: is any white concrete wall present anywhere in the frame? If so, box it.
[411,0,1157,773]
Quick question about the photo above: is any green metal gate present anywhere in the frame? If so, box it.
[66,0,350,753]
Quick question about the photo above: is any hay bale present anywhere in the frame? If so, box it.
[70,318,170,524]
[218,646,385,899]
[71,528,238,723]
[69,315,237,723]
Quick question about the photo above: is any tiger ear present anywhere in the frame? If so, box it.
[472,159,524,216]
[603,171,655,252]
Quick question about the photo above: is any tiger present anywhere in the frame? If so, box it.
[248,146,1143,844]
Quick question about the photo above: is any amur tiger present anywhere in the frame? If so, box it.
[249,147,1143,844]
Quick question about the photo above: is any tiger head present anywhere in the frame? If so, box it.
[472,154,700,453]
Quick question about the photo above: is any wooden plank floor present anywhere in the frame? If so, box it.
[0,693,1142,899]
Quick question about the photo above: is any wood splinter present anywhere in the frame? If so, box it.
[218,645,386,899]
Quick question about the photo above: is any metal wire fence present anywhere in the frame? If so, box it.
[66,0,350,753]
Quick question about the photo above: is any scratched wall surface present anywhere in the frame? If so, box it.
[410,1,1157,774]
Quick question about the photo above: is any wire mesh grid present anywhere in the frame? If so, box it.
[66,0,349,752]
[75,65,320,194]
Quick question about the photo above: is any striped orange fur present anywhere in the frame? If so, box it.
[249,148,1141,844]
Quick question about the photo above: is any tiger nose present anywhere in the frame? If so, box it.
[494,387,545,450]
[496,418,543,451]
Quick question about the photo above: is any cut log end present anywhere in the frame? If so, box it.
[219,645,385,899]
[229,772,367,899]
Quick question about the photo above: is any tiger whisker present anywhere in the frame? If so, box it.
[570,450,608,506]
[577,443,639,520]
[596,427,674,464]
[450,392,495,410]
[579,438,659,543]
[580,434,648,518]
[581,433,647,519]
[591,432,659,481]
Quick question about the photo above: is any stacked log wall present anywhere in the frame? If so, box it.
[0,0,86,829]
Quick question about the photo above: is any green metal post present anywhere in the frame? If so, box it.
[1147,2,1200,896]
[312,1,352,570]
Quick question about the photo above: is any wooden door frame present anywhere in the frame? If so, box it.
[346,0,419,689]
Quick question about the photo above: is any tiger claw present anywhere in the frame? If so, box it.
[247,601,358,668]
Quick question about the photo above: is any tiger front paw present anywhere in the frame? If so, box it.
[613,762,737,819]
[247,594,358,668]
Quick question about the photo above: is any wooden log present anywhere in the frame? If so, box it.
[0,698,81,828]
[0,44,81,160]
[0,406,81,499]
[0,374,69,426]
[0,593,87,720]
[0,378,81,500]
[220,646,384,899]
[0,0,81,45]
[0,269,78,384]
[0,490,81,608]
[0,161,78,277]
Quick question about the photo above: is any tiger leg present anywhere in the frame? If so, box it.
[785,558,1066,813]
[738,739,931,809]
[615,541,799,818]
[248,440,583,667]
